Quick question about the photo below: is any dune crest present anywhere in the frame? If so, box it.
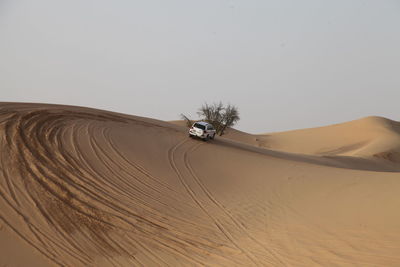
[258,116,400,159]
[173,116,400,163]
[198,116,400,161]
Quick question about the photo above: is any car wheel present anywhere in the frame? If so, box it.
[203,135,209,141]
[210,133,215,140]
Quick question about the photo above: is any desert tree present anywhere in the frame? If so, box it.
[197,102,224,133]
[181,102,240,136]
[219,104,240,136]
[197,102,240,136]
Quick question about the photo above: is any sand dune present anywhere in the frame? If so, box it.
[258,116,400,158]
[1,103,400,266]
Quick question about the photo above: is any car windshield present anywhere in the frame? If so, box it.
[193,123,206,130]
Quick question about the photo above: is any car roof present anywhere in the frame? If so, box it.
[194,121,211,126]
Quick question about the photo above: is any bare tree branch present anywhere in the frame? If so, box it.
[196,102,240,136]
[180,113,193,128]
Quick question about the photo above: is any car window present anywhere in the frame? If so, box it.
[193,123,205,130]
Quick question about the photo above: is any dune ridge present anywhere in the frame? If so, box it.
[1,103,400,266]
[257,116,400,158]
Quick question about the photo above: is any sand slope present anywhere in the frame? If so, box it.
[258,116,400,159]
[1,103,400,266]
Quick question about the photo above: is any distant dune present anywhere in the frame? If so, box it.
[258,116,400,158]
[1,103,400,266]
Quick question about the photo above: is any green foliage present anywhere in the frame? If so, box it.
[219,104,240,136]
[197,102,240,136]
[181,102,240,136]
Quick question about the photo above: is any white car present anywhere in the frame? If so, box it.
[189,121,216,141]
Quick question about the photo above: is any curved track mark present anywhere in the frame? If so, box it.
[168,139,260,266]
[184,143,287,266]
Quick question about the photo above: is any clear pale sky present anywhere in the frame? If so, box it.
[1,0,399,133]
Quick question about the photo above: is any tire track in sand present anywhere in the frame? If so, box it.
[184,143,288,266]
[0,106,251,266]
[168,139,261,266]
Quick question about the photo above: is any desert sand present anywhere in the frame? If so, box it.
[1,103,400,266]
